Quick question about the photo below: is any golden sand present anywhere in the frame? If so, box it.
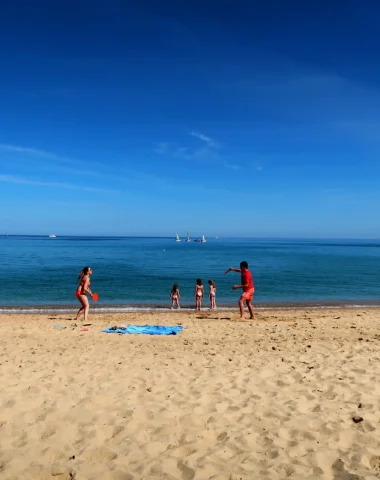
[1,308,380,479]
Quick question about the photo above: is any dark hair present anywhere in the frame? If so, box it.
[171,283,178,293]
[208,280,215,286]
[196,278,203,286]
[78,266,91,282]
[240,261,248,269]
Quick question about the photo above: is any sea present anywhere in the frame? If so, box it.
[0,235,380,313]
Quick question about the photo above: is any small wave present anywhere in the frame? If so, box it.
[1,302,380,314]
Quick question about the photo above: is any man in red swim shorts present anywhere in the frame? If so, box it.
[225,261,254,319]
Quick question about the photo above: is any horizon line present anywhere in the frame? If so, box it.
[1,234,379,241]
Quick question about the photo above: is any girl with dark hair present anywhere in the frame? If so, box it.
[170,283,180,309]
[75,266,93,321]
[194,278,204,310]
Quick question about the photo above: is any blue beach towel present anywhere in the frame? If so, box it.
[103,325,184,335]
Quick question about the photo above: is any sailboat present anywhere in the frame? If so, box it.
[175,233,181,242]
[185,231,190,242]
[194,234,207,243]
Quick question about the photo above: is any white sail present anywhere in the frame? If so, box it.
[186,231,190,242]
[201,234,206,243]
[175,233,181,242]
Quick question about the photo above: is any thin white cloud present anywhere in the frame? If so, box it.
[0,143,107,172]
[0,142,166,188]
[153,142,168,154]
[234,72,380,126]
[190,131,213,143]
[0,143,59,160]
[223,161,240,170]
[173,147,192,160]
[153,132,220,162]
[0,174,119,194]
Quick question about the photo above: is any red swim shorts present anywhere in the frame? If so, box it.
[241,288,254,301]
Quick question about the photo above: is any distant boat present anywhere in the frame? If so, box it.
[194,234,206,243]
[49,234,57,238]
[4,233,8,236]
[175,233,181,242]
[185,231,190,242]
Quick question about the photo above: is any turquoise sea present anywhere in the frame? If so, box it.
[1,236,380,312]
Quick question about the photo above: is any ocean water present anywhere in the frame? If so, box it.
[1,236,380,312]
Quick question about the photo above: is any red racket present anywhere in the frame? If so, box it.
[92,293,99,302]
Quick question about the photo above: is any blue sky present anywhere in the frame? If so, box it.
[1,0,379,237]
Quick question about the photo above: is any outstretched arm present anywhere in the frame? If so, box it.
[224,267,241,274]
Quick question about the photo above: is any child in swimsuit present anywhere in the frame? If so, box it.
[170,283,180,309]
[208,280,216,309]
[194,278,204,311]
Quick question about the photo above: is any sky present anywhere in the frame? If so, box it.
[0,0,379,237]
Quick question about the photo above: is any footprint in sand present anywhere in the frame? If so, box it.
[40,425,56,440]
[369,455,380,472]
[170,445,197,458]
[95,425,125,443]
[332,459,363,480]
[177,459,196,480]
[101,472,133,480]
[81,446,118,462]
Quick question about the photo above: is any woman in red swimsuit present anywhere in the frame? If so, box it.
[75,266,93,321]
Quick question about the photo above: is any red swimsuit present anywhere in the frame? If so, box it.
[76,280,90,297]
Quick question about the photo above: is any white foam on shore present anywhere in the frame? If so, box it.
[0,306,233,314]
[1,303,380,314]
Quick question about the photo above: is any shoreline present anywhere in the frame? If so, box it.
[1,299,380,314]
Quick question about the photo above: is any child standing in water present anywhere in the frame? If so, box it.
[170,283,180,309]
[194,278,204,310]
[225,261,254,319]
[208,280,217,309]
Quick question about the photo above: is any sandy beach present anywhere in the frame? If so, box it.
[1,308,380,479]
